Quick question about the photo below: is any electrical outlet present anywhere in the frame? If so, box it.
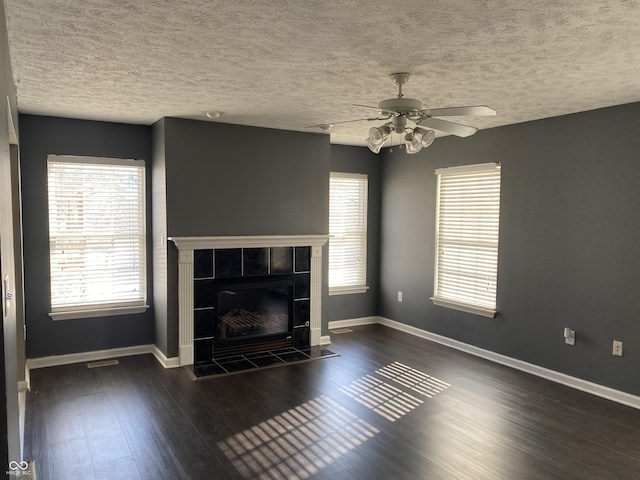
[397,291,403,302]
[612,340,623,357]
[564,328,575,345]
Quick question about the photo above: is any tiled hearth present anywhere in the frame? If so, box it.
[193,345,338,378]
[169,235,329,367]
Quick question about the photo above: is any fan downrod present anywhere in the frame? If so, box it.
[378,72,422,115]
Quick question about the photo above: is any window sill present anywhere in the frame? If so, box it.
[329,286,369,296]
[49,305,150,321]
[431,297,496,318]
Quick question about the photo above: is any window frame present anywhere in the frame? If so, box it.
[328,172,369,296]
[47,155,149,320]
[431,162,501,318]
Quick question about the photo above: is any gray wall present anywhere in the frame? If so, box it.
[153,118,330,356]
[327,145,381,322]
[1,0,22,465]
[379,102,640,396]
[151,119,172,356]
[163,118,329,236]
[19,115,155,358]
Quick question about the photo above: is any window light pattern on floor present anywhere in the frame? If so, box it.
[376,362,451,398]
[217,395,379,480]
[339,374,424,422]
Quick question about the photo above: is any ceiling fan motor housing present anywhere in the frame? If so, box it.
[378,97,423,115]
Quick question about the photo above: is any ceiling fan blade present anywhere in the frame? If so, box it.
[305,116,390,129]
[353,104,398,116]
[417,117,478,137]
[353,104,379,110]
[420,105,496,117]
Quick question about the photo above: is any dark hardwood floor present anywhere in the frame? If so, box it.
[24,324,640,479]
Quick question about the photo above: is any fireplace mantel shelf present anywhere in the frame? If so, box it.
[169,234,329,250]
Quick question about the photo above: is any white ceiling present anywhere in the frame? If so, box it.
[5,0,640,146]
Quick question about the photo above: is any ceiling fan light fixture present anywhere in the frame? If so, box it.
[404,131,423,154]
[404,128,436,154]
[367,136,384,154]
[204,110,224,119]
[367,125,391,153]
[414,127,436,147]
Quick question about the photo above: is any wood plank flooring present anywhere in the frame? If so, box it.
[24,324,640,479]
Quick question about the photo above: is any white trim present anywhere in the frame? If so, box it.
[152,346,181,369]
[49,304,149,321]
[328,317,379,329]
[309,245,324,346]
[320,335,332,346]
[7,96,18,145]
[18,390,25,461]
[26,344,182,370]
[171,235,329,365]
[48,154,144,167]
[18,364,30,392]
[435,162,500,176]
[376,316,640,410]
[169,234,329,250]
[178,254,195,366]
[431,297,496,318]
[27,344,154,370]
[330,172,368,181]
[329,285,369,296]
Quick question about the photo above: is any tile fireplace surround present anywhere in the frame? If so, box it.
[169,235,329,366]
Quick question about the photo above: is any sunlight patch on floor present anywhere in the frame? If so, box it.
[339,374,424,422]
[217,395,379,480]
[376,361,451,398]
[339,362,451,422]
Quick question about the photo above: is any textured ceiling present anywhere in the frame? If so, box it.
[5,0,640,146]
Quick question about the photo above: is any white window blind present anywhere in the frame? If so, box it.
[329,173,368,295]
[432,163,501,317]
[47,155,147,319]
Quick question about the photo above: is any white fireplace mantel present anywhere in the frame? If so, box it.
[169,234,329,366]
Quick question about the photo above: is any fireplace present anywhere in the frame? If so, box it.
[211,276,294,357]
[170,235,329,367]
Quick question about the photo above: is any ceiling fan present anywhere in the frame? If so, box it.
[310,72,496,154]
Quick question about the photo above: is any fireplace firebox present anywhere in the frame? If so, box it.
[191,244,315,366]
[212,276,294,356]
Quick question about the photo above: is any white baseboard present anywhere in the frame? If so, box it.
[342,316,640,410]
[328,316,379,330]
[319,335,332,346]
[152,346,181,368]
[26,344,180,370]
[18,363,30,393]
[18,389,25,461]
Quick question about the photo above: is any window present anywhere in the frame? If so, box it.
[329,172,368,295]
[47,155,148,320]
[432,163,501,317]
